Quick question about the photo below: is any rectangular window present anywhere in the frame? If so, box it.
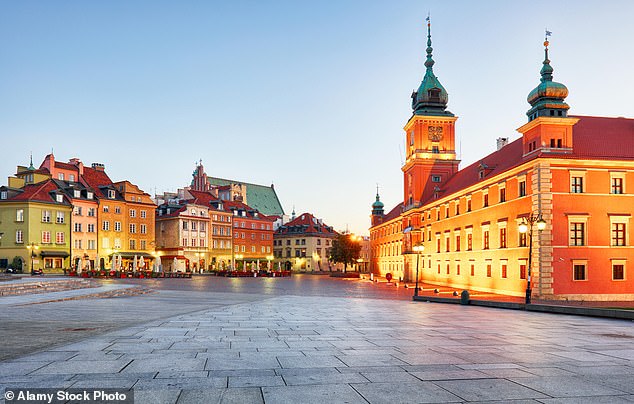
[486,263,492,277]
[467,233,473,251]
[499,228,507,248]
[483,230,490,249]
[74,206,82,216]
[455,235,461,252]
[140,240,147,250]
[501,262,508,278]
[499,188,506,203]
[129,224,136,234]
[108,190,115,199]
[41,231,51,244]
[191,221,197,231]
[114,238,121,249]
[570,222,585,246]
[241,245,245,252]
[16,230,23,243]
[88,208,96,217]
[140,210,147,218]
[129,239,136,250]
[114,206,121,214]
[573,264,587,281]
[483,193,489,207]
[74,239,82,249]
[103,221,110,231]
[140,224,147,234]
[456,264,460,275]
[611,177,624,194]
[74,223,82,232]
[446,264,450,274]
[87,224,95,233]
[16,209,24,222]
[470,264,475,276]
[612,223,626,246]
[88,240,96,250]
[519,263,527,280]
[114,221,121,232]
[42,210,51,223]
[519,181,526,197]
[102,238,110,249]
[445,236,450,252]
[519,232,527,247]
[103,205,109,213]
[571,176,584,193]
[436,238,441,253]
[182,221,188,230]
[56,211,65,224]
[467,198,472,212]
[613,264,625,281]
[56,232,64,244]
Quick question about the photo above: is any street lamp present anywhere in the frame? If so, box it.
[412,243,424,297]
[518,213,546,304]
[26,242,40,276]
[266,254,274,271]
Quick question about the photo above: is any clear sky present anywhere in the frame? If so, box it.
[1,1,633,236]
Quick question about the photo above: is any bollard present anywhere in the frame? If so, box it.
[460,290,470,305]
[370,273,374,281]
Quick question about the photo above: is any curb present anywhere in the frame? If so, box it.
[413,295,634,320]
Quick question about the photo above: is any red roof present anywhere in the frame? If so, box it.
[382,203,404,223]
[277,212,336,235]
[54,161,77,171]
[428,115,634,205]
[223,200,275,221]
[187,190,219,206]
[81,167,114,197]
[9,180,66,203]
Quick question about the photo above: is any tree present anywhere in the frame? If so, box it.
[329,233,362,272]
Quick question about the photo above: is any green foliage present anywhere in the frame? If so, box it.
[11,256,23,270]
[328,234,362,272]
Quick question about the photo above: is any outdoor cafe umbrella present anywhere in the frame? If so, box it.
[133,255,138,272]
[154,255,162,272]
[138,256,144,270]
[173,257,178,272]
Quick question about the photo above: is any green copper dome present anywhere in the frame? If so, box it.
[372,190,384,215]
[411,20,453,117]
[526,39,569,121]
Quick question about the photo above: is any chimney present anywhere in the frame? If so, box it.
[496,138,509,150]
[69,158,84,175]
[91,163,105,172]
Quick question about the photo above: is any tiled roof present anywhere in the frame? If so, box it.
[276,212,336,235]
[7,180,67,204]
[223,200,276,221]
[207,177,284,216]
[431,115,634,205]
[81,167,114,197]
[383,203,404,223]
[187,190,218,206]
[54,161,77,171]
[568,115,634,160]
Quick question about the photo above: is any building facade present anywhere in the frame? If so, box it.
[370,23,634,301]
[273,212,337,272]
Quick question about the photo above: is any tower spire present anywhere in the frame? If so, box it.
[411,15,452,117]
[526,30,569,121]
[28,152,34,170]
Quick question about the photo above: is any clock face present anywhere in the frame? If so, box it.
[428,125,443,142]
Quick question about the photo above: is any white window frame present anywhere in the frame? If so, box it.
[611,259,626,281]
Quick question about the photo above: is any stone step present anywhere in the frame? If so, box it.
[0,279,95,297]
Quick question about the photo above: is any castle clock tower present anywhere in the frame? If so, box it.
[402,19,459,210]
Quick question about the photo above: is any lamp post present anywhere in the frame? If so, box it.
[26,242,39,276]
[412,243,424,297]
[518,213,546,304]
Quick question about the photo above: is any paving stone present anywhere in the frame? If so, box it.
[283,372,368,386]
[155,370,209,379]
[277,355,346,369]
[134,377,227,390]
[228,375,285,387]
[133,389,181,404]
[123,358,206,373]
[176,388,264,404]
[262,384,366,404]
[31,359,131,375]
[510,375,630,397]
[435,378,550,401]
[11,351,77,362]
[353,381,462,403]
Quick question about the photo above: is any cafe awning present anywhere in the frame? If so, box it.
[39,250,70,258]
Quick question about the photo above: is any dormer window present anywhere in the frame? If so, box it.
[1,191,7,200]
[108,190,115,199]
[74,190,81,198]
[69,174,75,182]
[428,88,441,103]
[87,192,93,199]
[56,194,63,203]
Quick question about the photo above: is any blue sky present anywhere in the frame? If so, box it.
[1,1,633,235]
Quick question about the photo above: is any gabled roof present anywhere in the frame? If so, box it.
[5,180,69,204]
[81,167,115,198]
[222,200,276,222]
[207,177,284,216]
[276,212,336,235]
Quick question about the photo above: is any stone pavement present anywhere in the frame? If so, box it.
[2,295,634,403]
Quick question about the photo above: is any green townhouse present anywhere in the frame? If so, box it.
[0,180,72,273]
